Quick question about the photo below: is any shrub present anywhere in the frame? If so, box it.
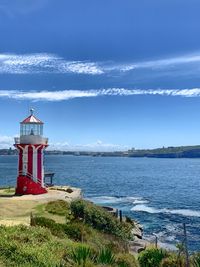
[45,200,73,221]
[0,225,70,267]
[116,253,138,267]
[63,223,83,241]
[97,248,116,265]
[70,244,94,267]
[71,200,133,240]
[125,216,135,226]
[191,252,200,267]
[32,217,64,237]
[161,256,177,267]
[71,199,86,219]
[32,216,84,241]
[138,248,166,267]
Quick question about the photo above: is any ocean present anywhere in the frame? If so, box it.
[0,155,200,252]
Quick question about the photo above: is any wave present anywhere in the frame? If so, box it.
[132,199,149,204]
[131,204,200,217]
[87,195,147,205]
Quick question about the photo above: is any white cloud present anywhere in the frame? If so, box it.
[0,133,126,151]
[118,53,200,72]
[0,135,126,151]
[60,61,104,75]
[49,140,128,152]
[1,88,200,102]
[0,53,103,75]
[0,135,14,148]
[2,51,200,75]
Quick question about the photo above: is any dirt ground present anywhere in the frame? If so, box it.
[0,186,82,226]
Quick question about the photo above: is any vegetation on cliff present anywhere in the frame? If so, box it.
[0,199,199,266]
[0,199,137,267]
[128,145,200,158]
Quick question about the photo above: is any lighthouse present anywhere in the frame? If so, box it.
[14,109,48,195]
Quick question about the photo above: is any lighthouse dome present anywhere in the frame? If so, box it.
[20,109,44,137]
[21,109,43,124]
[14,109,48,145]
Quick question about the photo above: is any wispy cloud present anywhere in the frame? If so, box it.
[49,140,128,152]
[1,88,200,101]
[118,53,200,72]
[1,52,200,75]
[0,135,126,151]
[0,53,103,75]
[0,135,14,149]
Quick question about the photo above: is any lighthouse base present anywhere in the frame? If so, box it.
[15,176,47,195]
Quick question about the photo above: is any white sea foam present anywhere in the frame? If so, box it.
[132,199,149,204]
[158,241,177,251]
[131,204,200,217]
[87,195,145,205]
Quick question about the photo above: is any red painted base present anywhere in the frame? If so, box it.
[15,176,47,195]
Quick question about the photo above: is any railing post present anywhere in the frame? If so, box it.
[119,210,123,222]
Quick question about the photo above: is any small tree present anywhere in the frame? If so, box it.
[138,248,166,267]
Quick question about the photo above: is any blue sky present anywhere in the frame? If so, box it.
[1,0,200,151]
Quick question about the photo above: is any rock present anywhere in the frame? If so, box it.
[66,188,73,193]
[129,238,146,254]
[131,222,143,239]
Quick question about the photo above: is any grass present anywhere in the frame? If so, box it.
[0,187,15,195]
[0,225,74,267]
[0,193,69,226]
[0,218,137,266]
[1,199,198,267]
[45,200,71,216]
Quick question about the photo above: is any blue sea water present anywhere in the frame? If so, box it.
[0,155,200,252]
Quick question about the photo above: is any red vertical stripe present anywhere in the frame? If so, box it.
[28,145,33,176]
[37,146,42,184]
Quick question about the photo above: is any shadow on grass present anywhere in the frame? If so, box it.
[0,194,16,198]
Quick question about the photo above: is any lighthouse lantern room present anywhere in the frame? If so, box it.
[14,109,48,195]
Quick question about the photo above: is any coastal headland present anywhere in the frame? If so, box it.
[0,186,82,226]
[0,185,146,253]
[1,185,198,266]
[2,145,200,158]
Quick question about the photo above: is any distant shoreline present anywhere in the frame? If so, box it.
[2,145,200,158]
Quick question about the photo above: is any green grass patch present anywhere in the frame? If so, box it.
[45,200,70,216]
[0,225,73,267]
[0,187,15,196]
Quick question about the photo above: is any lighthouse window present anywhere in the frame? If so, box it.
[20,123,43,136]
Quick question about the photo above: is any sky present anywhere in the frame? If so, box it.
[1,0,200,151]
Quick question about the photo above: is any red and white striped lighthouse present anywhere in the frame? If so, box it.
[14,109,48,195]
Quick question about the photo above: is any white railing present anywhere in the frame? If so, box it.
[18,171,42,185]
[14,137,20,144]
[14,136,48,145]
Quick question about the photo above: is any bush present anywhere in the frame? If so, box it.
[32,216,94,241]
[71,200,133,240]
[32,217,64,238]
[191,252,200,267]
[161,256,177,267]
[45,200,73,221]
[63,223,83,241]
[138,248,166,267]
[70,244,94,266]
[116,253,138,267]
[0,225,70,267]
[71,199,86,219]
[97,248,116,265]
[125,216,135,226]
